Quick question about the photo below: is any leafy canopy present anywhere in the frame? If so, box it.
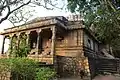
[67,0,120,50]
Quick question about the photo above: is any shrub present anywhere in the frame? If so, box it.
[10,58,38,80]
[0,58,11,80]
[0,58,38,80]
[35,67,56,80]
[0,58,56,80]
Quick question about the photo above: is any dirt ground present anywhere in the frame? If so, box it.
[57,76,90,80]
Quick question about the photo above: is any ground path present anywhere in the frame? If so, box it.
[57,77,90,80]
[56,75,120,80]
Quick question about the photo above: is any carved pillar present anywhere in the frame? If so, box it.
[17,33,21,55]
[26,31,31,54]
[36,29,41,54]
[9,34,14,55]
[51,27,56,55]
[26,31,30,45]
[51,26,57,71]
[1,36,5,54]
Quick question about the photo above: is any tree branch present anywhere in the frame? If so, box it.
[0,6,11,24]
[0,0,31,24]
[10,0,31,14]
[107,0,117,12]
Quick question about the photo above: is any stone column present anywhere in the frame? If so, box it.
[36,29,41,54]
[26,31,30,45]
[26,31,31,55]
[17,33,21,55]
[51,27,56,55]
[51,26,57,71]
[9,34,14,55]
[1,36,5,54]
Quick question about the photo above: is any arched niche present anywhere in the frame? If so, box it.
[19,32,27,45]
[12,34,18,52]
[40,28,52,55]
[2,35,10,54]
[20,32,27,39]
[12,34,17,41]
[29,30,38,49]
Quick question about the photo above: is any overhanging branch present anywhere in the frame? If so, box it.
[0,0,31,24]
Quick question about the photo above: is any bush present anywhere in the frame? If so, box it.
[10,58,38,80]
[0,58,11,80]
[0,58,56,80]
[0,58,38,80]
[35,67,56,80]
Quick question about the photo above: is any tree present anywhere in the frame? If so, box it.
[0,0,31,24]
[67,0,120,54]
[0,0,64,24]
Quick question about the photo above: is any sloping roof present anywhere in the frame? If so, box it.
[0,16,83,35]
[0,16,98,42]
[0,16,68,35]
[4,16,68,30]
[3,16,84,31]
[27,16,68,24]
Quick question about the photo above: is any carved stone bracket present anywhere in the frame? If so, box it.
[9,34,15,38]
[36,29,42,33]
[16,33,21,37]
[26,31,31,35]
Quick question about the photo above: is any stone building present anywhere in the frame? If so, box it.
[0,16,99,76]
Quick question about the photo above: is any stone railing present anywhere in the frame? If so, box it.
[28,54,53,64]
[66,15,83,21]
[0,54,53,64]
[0,54,9,58]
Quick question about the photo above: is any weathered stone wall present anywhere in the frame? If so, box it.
[83,31,99,52]
[57,56,89,77]
[0,72,10,80]
[56,29,84,57]
[55,29,90,77]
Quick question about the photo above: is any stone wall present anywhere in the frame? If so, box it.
[83,31,99,52]
[57,56,89,77]
[0,72,10,80]
[56,29,84,57]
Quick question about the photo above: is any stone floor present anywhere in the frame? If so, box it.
[57,77,90,80]
[55,74,120,80]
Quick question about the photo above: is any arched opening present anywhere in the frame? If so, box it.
[2,35,10,54]
[28,28,53,56]
[19,32,27,45]
[40,28,52,55]
[30,31,38,49]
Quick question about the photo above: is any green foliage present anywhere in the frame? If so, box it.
[6,32,56,80]
[67,0,120,53]
[0,58,11,80]
[0,58,56,80]
[10,58,38,80]
[35,67,56,80]
[9,36,18,57]
[8,33,30,57]
[67,0,100,14]
[84,1,120,49]
[18,34,30,57]
[0,58,38,80]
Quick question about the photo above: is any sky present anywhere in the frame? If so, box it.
[0,0,72,53]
